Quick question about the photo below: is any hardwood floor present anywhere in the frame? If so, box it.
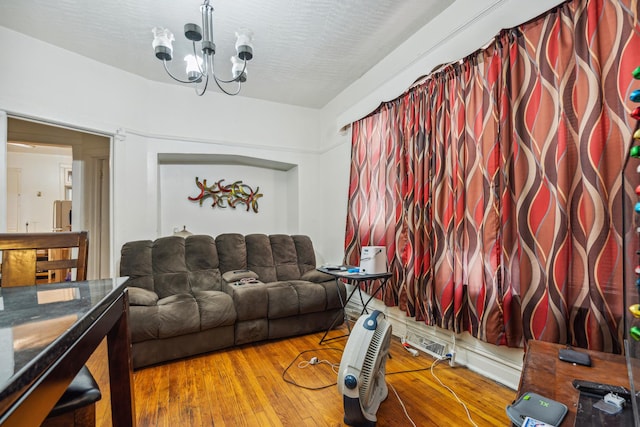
[87,326,516,426]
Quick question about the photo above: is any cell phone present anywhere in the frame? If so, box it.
[558,348,592,366]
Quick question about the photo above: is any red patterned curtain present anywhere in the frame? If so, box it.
[345,0,640,350]
[346,99,405,305]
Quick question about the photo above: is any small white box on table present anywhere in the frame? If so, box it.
[359,246,387,274]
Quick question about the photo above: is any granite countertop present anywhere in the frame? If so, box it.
[0,277,128,404]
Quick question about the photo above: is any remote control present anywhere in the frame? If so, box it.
[572,379,630,399]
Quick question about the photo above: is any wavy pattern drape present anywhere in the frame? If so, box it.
[344,0,640,350]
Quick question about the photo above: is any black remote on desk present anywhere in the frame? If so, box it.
[572,379,631,399]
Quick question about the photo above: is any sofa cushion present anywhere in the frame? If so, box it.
[157,294,200,339]
[289,280,327,314]
[216,233,247,272]
[245,234,277,282]
[300,269,333,283]
[128,290,236,344]
[189,270,222,292]
[266,281,328,319]
[185,235,218,271]
[120,240,154,291]
[292,235,318,275]
[129,305,159,342]
[128,287,159,306]
[151,237,191,298]
[153,272,190,299]
[270,235,301,281]
[267,282,300,319]
[225,281,269,321]
[185,235,223,292]
[153,236,188,273]
[193,290,237,329]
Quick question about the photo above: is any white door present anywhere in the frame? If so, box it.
[0,111,6,232]
[6,168,21,232]
[88,157,111,279]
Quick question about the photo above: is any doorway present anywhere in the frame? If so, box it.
[6,168,21,232]
[4,117,111,279]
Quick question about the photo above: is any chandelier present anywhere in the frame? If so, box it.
[151,0,254,96]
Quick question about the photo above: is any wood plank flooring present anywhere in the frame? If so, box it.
[87,325,516,426]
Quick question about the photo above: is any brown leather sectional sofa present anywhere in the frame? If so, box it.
[120,233,346,368]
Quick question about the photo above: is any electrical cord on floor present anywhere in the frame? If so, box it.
[388,383,417,427]
[430,358,478,427]
[283,348,477,427]
[282,348,342,390]
[285,349,416,426]
[386,365,434,376]
[298,357,340,374]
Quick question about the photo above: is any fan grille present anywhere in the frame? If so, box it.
[359,320,391,409]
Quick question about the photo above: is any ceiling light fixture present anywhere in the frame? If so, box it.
[151,0,254,96]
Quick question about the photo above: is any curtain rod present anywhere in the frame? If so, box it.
[349,0,571,126]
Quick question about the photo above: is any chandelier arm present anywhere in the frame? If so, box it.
[194,73,210,96]
[204,53,238,95]
[213,75,241,95]
[162,60,199,84]
[215,59,247,84]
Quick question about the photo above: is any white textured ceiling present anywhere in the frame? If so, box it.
[0,0,454,108]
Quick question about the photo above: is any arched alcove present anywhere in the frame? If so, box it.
[157,153,299,237]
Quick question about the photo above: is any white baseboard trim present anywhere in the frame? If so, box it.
[344,285,523,390]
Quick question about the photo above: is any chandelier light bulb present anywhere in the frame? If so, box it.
[152,27,175,61]
[235,29,254,61]
[231,56,247,82]
[185,55,203,81]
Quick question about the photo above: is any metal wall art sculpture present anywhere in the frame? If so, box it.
[188,177,262,213]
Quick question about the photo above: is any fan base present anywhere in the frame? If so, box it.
[343,396,377,427]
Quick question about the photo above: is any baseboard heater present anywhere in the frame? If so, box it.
[404,331,447,360]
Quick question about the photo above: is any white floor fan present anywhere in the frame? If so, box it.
[338,310,392,426]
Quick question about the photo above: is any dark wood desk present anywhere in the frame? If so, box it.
[0,278,135,426]
[317,266,391,344]
[517,340,635,426]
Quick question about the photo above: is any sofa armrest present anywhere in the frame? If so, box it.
[127,287,159,306]
[300,269,334,283]
[222,280,263,292]
[222,269,259,283]
[223,281,269,321]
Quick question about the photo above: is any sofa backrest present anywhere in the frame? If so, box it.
[120,233,317,295]
[216,233,317,282]
[120,235,222,298]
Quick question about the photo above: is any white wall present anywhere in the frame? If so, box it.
[0,112,6,232]
[158,163,293,237]
[7,150,72,232]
